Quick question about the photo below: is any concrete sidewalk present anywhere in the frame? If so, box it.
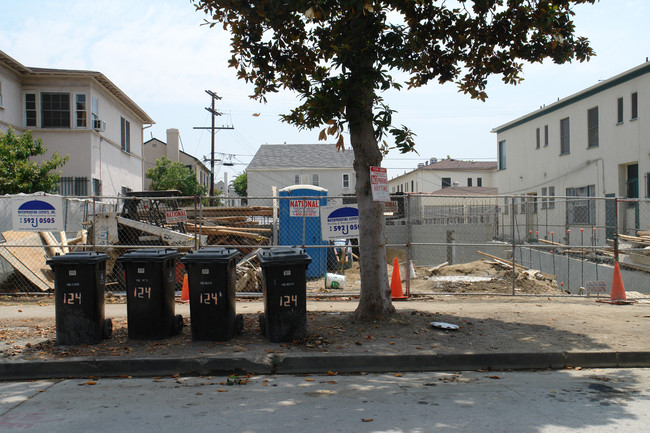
[1,296,649,380]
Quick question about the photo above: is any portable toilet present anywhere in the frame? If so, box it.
[278,185,327,278]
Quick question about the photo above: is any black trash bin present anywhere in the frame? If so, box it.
[116,249,183,340]
[258,247,311,343]
[46,251,112,345]
[180,247,243,341]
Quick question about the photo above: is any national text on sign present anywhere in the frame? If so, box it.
[289,199,320,217]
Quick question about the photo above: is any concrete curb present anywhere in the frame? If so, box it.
[2,351,649,381]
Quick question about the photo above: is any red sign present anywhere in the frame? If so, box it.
[370,166,390,202]
[289,199,320,217]
[165,209,187,224]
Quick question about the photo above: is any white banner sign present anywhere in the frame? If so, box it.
[585,281,607,294]
[289,199,320,217]
[320,205,359,240]
[370,166,390,202]
[165,209,187,224]
[12,196,64,231]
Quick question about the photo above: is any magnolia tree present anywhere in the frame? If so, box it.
[193,0,595,320]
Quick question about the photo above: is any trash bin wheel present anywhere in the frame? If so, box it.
[258,313,265,334]
[174,314,184,334]
[235,314,244,335]
[103,319,113,339]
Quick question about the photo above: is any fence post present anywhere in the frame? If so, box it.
[614,197,619,262]
[405,194,411,297]
[92,195,96,251]
[272,187,278,246]
[194,195,199,250]
[511,196,516,296]
[301,197,307,248]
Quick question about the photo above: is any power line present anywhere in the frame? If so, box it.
[193,90,234,198]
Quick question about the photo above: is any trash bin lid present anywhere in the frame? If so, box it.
[258,247,312,266]
[180,247,239,264]
[116,248,180,263]
[46,251,109,266]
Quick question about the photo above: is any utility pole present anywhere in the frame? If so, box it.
[193,90,233,201]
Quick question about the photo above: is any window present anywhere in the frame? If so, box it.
[442,177,451,187]
[544,125,549,147]
[294,174,300,184]
[25,93,36,127]
[41,92,70,128]
[121,186,133,196]
[535,128,540,149]
[411,180,414,191]
[498,140,506,170]
[513,197,518,214]
[631,92,638,120]
[560,117,570,155]
[521,192,537,214]
[342,173,350,188]
[541,187,548,210]
[587,107,599,148]
[59,177,88,196]
[92,178,102,196]
[0,80,3,107]
[75,94,87,128]
[617,97,624,123]
[548,186,555,209]
[627,164,638,200]
[566,185,595,224]
[467,177,472,187]
[312,173,319,186]
[120,117,130,153]
[477,177,482,187]
[503,197,509,215]
[91,96,99,123]
[646,173,650,198]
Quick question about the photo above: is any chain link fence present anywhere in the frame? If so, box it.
[1,192,648,298]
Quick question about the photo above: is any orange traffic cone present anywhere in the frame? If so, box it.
[180,274,189,302]
[597,262,634,304]
[391,257,407,300]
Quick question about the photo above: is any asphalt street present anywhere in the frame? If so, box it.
[1,369,649,432]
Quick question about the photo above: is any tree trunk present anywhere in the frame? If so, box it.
[347,99,395,321]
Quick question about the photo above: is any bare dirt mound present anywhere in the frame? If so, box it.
[311,260,561,296]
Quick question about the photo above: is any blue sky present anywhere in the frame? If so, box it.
[1,0,648,182]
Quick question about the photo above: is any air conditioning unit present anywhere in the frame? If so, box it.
[92,119,106,132]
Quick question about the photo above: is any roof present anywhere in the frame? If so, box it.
[423,159,497,171]
[143,137,208,171]
[0,50,153,125]
[492,61,650,134]
[247,144,355,170]
[429,186,498,196]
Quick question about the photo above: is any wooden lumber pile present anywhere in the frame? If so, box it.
[184,222,271,248]
[184,206,273,218]
[235,249,262,292]
[618,233,650,250]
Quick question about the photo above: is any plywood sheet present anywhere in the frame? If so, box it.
[0,231,53,291]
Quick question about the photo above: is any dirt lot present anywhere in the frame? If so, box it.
[310,260,561,295]
[2,295,649,364]
[1,260,648,364]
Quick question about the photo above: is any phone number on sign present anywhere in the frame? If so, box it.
[19,217,56,228]
[329,224,358,235]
